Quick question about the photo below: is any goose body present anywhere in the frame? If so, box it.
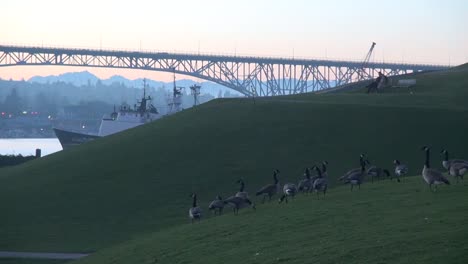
[312,166,328,198]
[393,159,408,181]
[208,195,224,215]
[256,169,280,203]
[298,168,313,193]
[367,166,390,182]
[422,167,449,186]
[189,194,202,223]
[279,183,298,203]
[339,168,361,181]
[340,154,366,182]
[448,162,468,183]
[441,150,468,170]
[343,161,366,191]
[235,179,249,199]
[365,160,390,182]
[422,147,450,191]
[224,196,255,214]
[298,178,312,193]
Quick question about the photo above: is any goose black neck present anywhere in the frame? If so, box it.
[305,168,311,179]
[444,151,449,161]
[395,160,400,165]
[360,156,365,167]
[192,195,197,207]
[273,172,279,184]
[425,149,430,168]
[239,181,245,192]
[315,166,322,177]
[322,163,327,173]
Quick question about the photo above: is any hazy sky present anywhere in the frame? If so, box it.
[1,0,467,81]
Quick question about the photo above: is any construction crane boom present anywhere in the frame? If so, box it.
[359,42,376,80]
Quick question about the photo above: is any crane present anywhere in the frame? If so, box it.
[359,42,376,81]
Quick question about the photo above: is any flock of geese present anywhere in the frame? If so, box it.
[188,147,468,223]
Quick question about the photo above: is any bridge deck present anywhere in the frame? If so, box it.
[0,45,450,96]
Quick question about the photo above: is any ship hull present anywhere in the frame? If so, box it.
[53,128,101,150]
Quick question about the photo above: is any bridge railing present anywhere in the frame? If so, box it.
[0,44,452,96]
[0,43,450,69]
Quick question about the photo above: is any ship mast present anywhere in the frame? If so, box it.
[137,78,149,116]
[168,68,183,113]
[190,84,201,106]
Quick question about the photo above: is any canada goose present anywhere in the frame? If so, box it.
[448,162,468,183]
[440,149,468,170]
[339,154,366,181]
[189,193,202,223]
[298,168,313,193]
[343,160,366,191]
[224,196,256,214]
[422,146,450,191]
[393,159,407,182]
[256,169,280,203]
[279,183,298,203]
[321,161,329,179]
[312,166,328,198]
[366,160,390,182]
[235,179,249,199]
[208,195,224,215]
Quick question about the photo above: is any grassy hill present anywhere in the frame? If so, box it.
[75,177,468,264]
[0,64,467,257]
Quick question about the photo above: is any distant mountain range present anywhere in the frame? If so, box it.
[28,71,243,97]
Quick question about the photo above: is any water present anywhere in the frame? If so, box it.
[0,138,62,156]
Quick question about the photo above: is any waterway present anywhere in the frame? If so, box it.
[0,138,62,156]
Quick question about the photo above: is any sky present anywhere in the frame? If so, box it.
[1,0,467,81]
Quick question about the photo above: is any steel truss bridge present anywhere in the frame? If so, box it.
[0,45,449,96]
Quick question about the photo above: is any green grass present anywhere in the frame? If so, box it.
[0,64,467,259]
[0,260,65,264]
[75,177,468,264]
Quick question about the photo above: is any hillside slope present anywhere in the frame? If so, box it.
[76,177,468,264]
[1,65,467,252]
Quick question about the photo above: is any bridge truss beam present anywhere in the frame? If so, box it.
[0,45,449,96]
